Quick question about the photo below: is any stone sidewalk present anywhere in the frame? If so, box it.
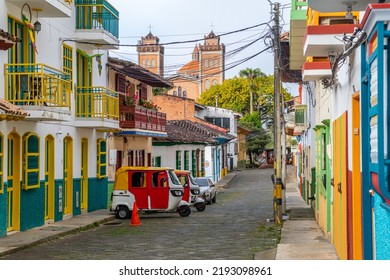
[275,165,339,260]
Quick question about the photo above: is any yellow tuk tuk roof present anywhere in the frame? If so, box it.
[174,169,190,174]
[114,166,174,191]
[116,166,171,174]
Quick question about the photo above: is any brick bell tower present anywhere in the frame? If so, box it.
[137,31,165,77]
[198,30,225,94]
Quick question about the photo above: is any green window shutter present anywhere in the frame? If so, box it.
[154,156,161,167]
[191,150,197,177]
[176,151,181,170]
[184,151,189,170]
[97,139,107,179]
[23,134,40,190]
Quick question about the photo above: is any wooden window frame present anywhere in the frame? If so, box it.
[97,139,107,179]
[22,133,40,190]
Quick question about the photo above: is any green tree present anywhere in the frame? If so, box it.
[198,72,292,128]
[239,68,266,114]
[239,112,271,165]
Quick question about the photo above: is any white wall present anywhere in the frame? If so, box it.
[0,1,110,181]
[152,144,205,171]
[331,50,361,171]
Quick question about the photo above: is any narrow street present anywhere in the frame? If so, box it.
[1,169,280,260]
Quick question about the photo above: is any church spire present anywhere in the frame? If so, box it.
[192,44,199,60]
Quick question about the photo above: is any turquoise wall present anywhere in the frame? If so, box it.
[88,177,108,211]
[0,182,7,237]
[374,193,390,259]
[73,178,81,216]
[0,177,108,237]
[20,181,45,231]
[54,179,64,222]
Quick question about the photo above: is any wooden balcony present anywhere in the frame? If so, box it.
[4,63,71,120]
[75,0,119,49]
[75,86,119,130]
[119,105,166,133]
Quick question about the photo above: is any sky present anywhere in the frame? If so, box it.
[108,0,296,94]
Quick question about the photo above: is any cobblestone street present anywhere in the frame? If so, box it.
[1,169,280,260]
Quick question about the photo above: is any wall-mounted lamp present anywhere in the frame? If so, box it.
[21,3,42,33]
[32,9,42,33]
[56,130,63,135]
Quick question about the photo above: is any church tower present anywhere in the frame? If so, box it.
[198,31,225,94]
[137,32,164,77]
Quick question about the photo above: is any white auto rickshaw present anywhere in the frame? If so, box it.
[110,167,191,219]
[174,170,206,212]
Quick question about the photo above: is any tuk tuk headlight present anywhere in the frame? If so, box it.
[191,189,200,195]
[171,190,184,197]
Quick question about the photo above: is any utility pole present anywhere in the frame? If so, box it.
[273,2,283,223]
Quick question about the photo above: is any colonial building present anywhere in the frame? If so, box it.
[106,57,172,185]
[0,0,120,237]
[289,0,390,260]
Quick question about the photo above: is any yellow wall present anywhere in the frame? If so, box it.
[333,113,348,259]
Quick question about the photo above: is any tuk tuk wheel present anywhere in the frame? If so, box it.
[178,205,191,217]
[116,206,131,219]
[195,202,206,212]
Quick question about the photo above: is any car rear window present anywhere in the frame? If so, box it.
[195,178,208,185]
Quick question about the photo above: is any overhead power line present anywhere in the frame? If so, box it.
[62,21,272,47]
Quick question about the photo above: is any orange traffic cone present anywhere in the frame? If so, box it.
[130,201,141,226]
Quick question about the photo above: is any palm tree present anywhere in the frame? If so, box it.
[239,68,265,114]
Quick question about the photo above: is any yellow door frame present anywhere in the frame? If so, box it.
[352,93,363,259]
[81,138,88,210]
[63,136,73,215]
[7,132,21,232]
[44,135,55,221]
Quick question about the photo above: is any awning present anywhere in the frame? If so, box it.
[108,57,173,88]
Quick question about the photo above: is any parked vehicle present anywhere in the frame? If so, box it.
[175,170,206,212]
[194,177,217,204]
[110,167,191,219]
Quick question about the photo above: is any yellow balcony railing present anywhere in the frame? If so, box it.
[76,86,119,119]
[4,63,71,107]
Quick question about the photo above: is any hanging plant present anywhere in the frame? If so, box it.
[21,4,37,53]
[76,49,104,75]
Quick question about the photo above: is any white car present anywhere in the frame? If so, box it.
[194,177,216,204]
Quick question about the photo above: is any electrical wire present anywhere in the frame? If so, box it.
[63,22,272,48]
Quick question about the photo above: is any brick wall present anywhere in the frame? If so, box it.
[167,78,200,101]
[152,94,197,121]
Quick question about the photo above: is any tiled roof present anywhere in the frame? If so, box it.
[153,120,234,144]
[0,98,29,119]
[0,29,21,51]
[108,57,173,88]
[178,60,200,73]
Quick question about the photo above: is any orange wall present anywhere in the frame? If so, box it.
[166,78,200,101]
[152,94,197,121]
